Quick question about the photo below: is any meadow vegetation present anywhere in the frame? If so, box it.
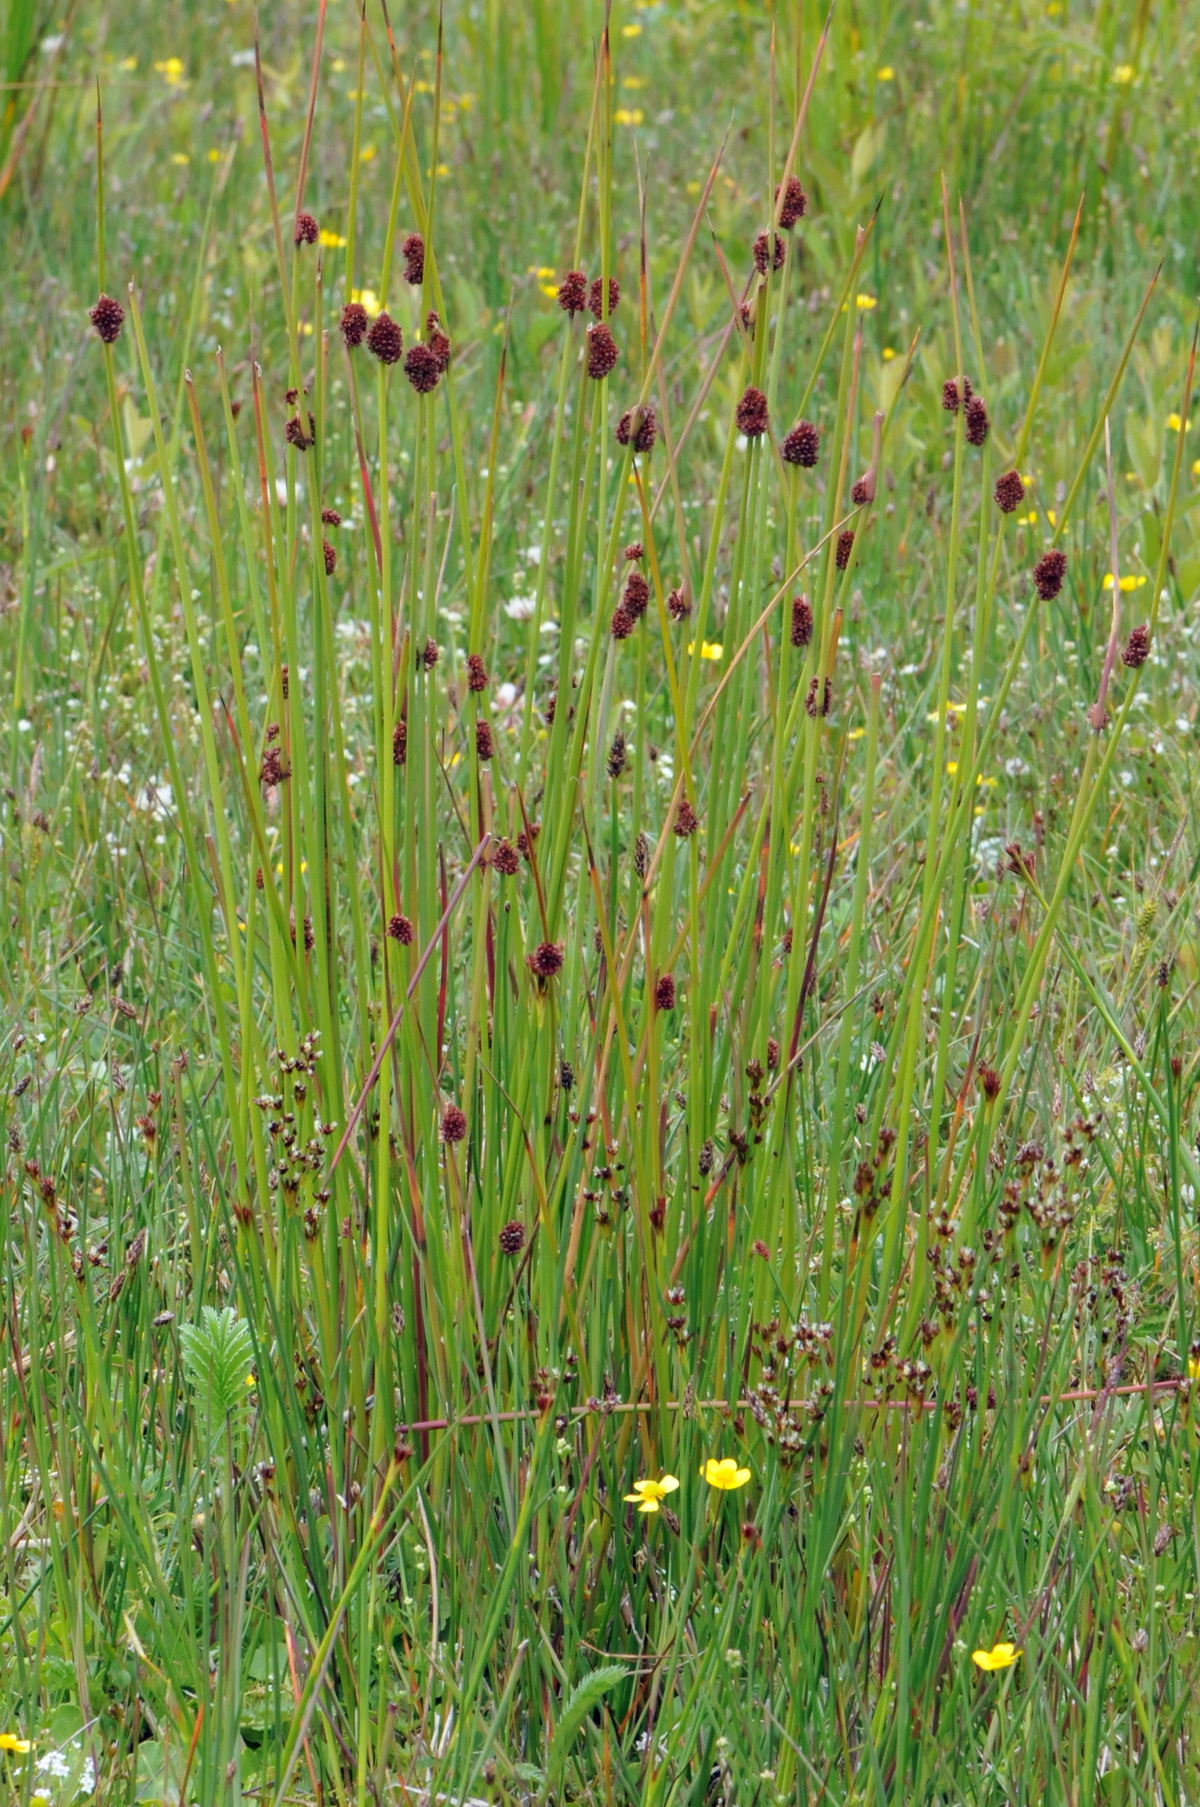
[4,0,1200,1801]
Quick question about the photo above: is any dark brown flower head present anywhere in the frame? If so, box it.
[322,507,342,527]
[674,798,698,838]
[422,637,440,668]
[1033,548,1067,600]
[667,586,690,621]
[425,311,451,372]
[775,174,808,228]
[623,570,650,618]
[440,1104,467,1143]
[835,529,855,570]
[993,469,1025,514]
[781,419,819,467]
[941,375,973,413]
[404,341,441,394]
[340,301,369,348]
[466,653,488,692]
[557,269,588,315]
[607,731,627,779]
[475,719,494,760]
[543,691,556,725]
[1122,624,1150,668]
[623,541,644,563]
[616,404,657,453]
[401,232,425,285]
[851,476,871,506]
[560,1059,574,1090]
[611,601,636,640]
[654,972,676,1011]
[366,310,403,365]
[978,1065,1002,1102]
[791,595,813,648]
[516,823,539,861]
[89,292,125,344]
[260,745,288,787]
[528,940,564,980]
[588,275,620,319]
[766,1036,780,1071]
[322,538,336,576]
[392,717,407,765]
[386,912,415,944]
[285,415,314,451]
[498,1220,527,1256]
[491,839,520,876]
[752,230,786,276]
[294,211,319,246]
[736,386,769,438]
[586,322,619,380]
[964,395,989,446]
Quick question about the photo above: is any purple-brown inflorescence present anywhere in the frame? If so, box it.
[941,376,973,413]
[791,596,813,647]
[557,269,588,316]
[498,1220,527,1256]
[1033,549,1067,600]
[425,311,451,372]
[528,941,565,980]
[401,232,425,285]
[340,301,369,349]
[294,211,319,246]
[835,529,855,570]
[611,602,637,641]
[623,541,644,563]
[753,230,785,274]
[736,386,769,438]
[322,507,342,527]
[586,322,619,380]
[89,293,125,344]
[422,637,440,669]
[404,342,441,394]
[441,1104,468,1143]
[491,839,520,876]
[674,798,699,838]
[322,539,336,576]
[1122,624,1150,668]
[588,275,620,319]
[775,174,808,228]
[654,973,676,1011]
[964,396,990,446]
[366,310,404,365]
[667,586,690,621]
[392,718,407,766]
[993,469,1025,514]
[475,720,494,760]
[285,415,315,452]
[623,571,650,619]
[386,913,415,944]
[781,420,819,467]
[466,653,488,693]
[607,732,627,779]
[616,405,657,453]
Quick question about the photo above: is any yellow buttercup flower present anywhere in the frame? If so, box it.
[319,229,347,248]
[856,293,877,310]
[1102,573,1147,591]
[877,66,895,81]
[1187,1356,1200,1381]
[623,1474,679,1514]
[687,640,723,661]
[972,1642,1021,1672]
[0,1735,32,1754]
[351,287,381,317]
[701,1457,751,1491]
[1112,64,1135,84]
[615,108,644,126]
[1167,412,1184,431]
[154,57,185,85]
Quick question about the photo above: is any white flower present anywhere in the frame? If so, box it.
[504,595,537,621]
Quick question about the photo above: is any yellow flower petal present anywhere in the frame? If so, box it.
[877,65,895,80]
[615,108,644,125]
[972,1642,1021,1672]
[0,1735,32,1754]
[319,229,347,248]
[1112,63,1135,84]
[701,1457,751,1490]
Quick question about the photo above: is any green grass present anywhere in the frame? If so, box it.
[4,1,1200,1802]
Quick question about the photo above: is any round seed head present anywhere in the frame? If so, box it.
[557,269,588,316]
[401,232,425,285]
[89,292,125,344]
[588,275,620,319]
[835,529,855,570]
[440,1104,467,1143]
[475,719,494,760]
[498,1220,527,1256]
[1033,549,1067,600]
[611,602,637,640]
[775,174,808,228]
[340,301,369,348]
[404,341,441,394]
[790,596,813,648]
[736,386,769,438]
[752,230,785,274]
[466,653,488,692]
[386,913,415,944]
[993,469,1025,513]
[294,211,319,246]
[366,309,404,365]
[674,798,698,838]
[491,839,520,876]
[322,507,342,527]
[586,322,619,380]
[964,395,989,446]
[528,940,564,980]
[781,419,819,467]
[623,571,650,618]
[1121,624,1150,667]
[654,973,676,1011]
